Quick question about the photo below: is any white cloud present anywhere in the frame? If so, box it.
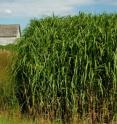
[0,0,95,18]
[5,9,12,14]
[0,0,116,18]
[64,0,95,6]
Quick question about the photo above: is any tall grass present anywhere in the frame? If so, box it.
[12,13,117,123]
[0,49,17,110]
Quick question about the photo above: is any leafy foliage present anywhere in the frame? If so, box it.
[12,13,117,123]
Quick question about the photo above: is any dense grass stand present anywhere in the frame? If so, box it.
[12,13,117,123]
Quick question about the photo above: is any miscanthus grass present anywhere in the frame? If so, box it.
[12,13,117,123]
[0,49,17,111]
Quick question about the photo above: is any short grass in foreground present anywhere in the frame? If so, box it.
[0,112,62,124]
[0,117,34,124]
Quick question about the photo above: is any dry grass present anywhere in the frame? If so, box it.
[0,111,117,124]
[0,50,12,81]
[0,49,17,110]
[0,110,60,124]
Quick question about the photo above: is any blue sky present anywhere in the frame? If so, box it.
[0,0,117,29]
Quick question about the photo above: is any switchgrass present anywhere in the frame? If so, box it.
[0,49,17,110]
[12,13,117,123]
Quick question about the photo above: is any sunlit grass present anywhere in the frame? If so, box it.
[0,117,34,124]
[1,13,117,124]
[0,111,62,124]
[0,49,17,110]
[12,13,117,123]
